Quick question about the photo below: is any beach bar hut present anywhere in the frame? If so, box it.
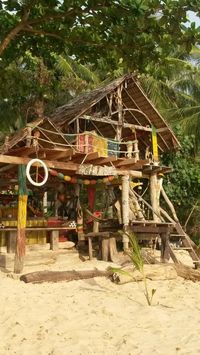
[0,73,199,273]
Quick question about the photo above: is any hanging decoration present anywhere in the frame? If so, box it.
[48,168,116,185]
[151,125,159,162]
[26,159,48,187]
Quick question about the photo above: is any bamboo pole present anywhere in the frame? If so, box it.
[160,207,175,223]
[161,187,179,222]
[122,175,129,250]
[116,85,123,141]
[129,189,145,221]
[133,140,139,161]
[14,165,28,273]
[43,191,48,215]
[132,189,164,222]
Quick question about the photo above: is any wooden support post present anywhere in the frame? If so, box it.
[26,125,32,147]
[2,135,9,153]
[76,184,85,243]
[151,125,159,164]
[43,191,48,215]
[150,173,161,222]
[161,187,179,222]
[102,238,109,261]
[88,215,100,259]
[116,85,123,141]
[14,165,28,274]
[50,230,59,251]
[75,118,80,135]
[133,140,139,161]
[160,228,170,263]
[122,175,129,250]
[7,230,17,253]
[88,237,93,260]
[107,186,114,219]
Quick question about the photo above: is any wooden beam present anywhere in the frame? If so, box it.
[131,226,169,234]
[90,156,117,165]
[7,146,37,157]
[39,148,75,161]
[85,152,99,162]
[116,170,143,177]
[0,164,16,173]
[72,152,100,164]
[0,154,78,171]
[114,158,136,167]
[80,115,153,132]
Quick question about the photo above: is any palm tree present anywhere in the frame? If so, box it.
[0,52,99,135]
[141,50,200,154]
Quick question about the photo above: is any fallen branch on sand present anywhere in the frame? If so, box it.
[20,269,112,283]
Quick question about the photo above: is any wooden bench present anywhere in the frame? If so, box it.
[0,227,76,253]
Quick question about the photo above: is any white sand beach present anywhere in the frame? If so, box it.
[0,252,200,355]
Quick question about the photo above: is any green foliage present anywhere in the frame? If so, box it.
[0,1,200,133]
[1,1,200,69]
[162,129,200,223]
[0,51,99,132]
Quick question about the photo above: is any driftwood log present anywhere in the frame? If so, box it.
[20,263,200,284]
[175,264,200,282]
[20,269,112,284]
[113,263,200,284]
[112,264,177,284]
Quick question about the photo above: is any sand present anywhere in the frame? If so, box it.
[0,251,200,355]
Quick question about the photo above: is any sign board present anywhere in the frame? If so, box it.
[77,164,117,176]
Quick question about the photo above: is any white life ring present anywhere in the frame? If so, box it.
[26,158,48,187]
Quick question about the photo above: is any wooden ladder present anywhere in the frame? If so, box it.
[170,223,200,268]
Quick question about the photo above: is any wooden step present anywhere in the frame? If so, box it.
[173,247,192,251]
[170,234,186,237]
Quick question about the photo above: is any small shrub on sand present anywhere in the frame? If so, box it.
[113,232,156,306]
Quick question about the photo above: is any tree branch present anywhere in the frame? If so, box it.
[28,9,75,25]
[0,9,30,56]
[23,27,64,41]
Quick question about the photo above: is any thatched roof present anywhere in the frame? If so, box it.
[50,73,180,152]
[0,73,180,157]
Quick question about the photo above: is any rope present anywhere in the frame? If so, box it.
[37,137,138,155]
[36,127,137,145]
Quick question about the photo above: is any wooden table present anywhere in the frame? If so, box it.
[0,227,76,253]
[130,221,173,262]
